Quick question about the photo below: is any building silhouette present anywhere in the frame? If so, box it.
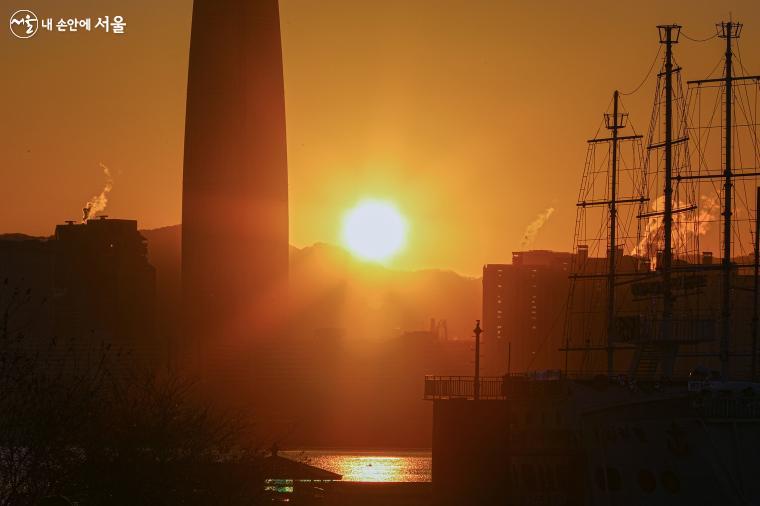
[482,247,760,377]
[53,218,157,367]
[0,218,158,370]
[181,0,289,402]
[482,251,571,375]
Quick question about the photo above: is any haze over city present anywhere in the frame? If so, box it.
[3,0,760,275]
[4,1,760,504]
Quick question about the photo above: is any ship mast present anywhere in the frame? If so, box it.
[567,94,642,376]
[658,24,679,347]
[720,21,736,377]
[687,21,760,377]
[754,187,760,380]
[606,91,622,376]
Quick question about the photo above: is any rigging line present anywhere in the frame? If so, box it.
[618,99,642,138]
[735,40,753,77]
[735,87,760,164]
[690,88,723,173]
[733,46,760,160]
[680,30,718,43]
[621,45,662,96]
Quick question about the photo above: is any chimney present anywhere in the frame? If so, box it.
[512,252,524,266]
[577,244,589,264]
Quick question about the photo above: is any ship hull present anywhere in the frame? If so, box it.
[580,388,760,505]
[428,376,760,505]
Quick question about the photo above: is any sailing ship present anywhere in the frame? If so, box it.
[426,21,760,505]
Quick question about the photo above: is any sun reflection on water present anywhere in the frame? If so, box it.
[339,455,404,482]
[281,451,431,483]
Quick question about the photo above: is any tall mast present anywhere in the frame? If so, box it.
[607,90,621,376]
[687,21,760,378]
[720,21,736,377]
[658,25,680,344]
[567,95,641,375]
[753,186,760,380]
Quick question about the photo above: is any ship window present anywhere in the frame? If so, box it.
[556,464,567,489]
[607,467,621,491]
[661,471,680,494]
[543,465,553,489]
[638,469,656,493]
[633,426,647,443]
[595,466,621,492]
[523,464,536,490]
[538,464,547,489]
[594,467,605,490]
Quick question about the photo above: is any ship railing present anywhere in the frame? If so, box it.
[694,397,760,418]
[424,371,714,400]
[423,376,505,400]
[424,372,570,400]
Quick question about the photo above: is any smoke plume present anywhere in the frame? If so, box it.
[82,163,113,222]
[520,207,555,249]
[632,195,719,265]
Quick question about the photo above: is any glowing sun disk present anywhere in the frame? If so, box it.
[341,200,407,262]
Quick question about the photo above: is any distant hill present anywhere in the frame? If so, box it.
[0,233,49,241]
[140,224,481,342]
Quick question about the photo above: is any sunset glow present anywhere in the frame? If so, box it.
[341,200,407,262]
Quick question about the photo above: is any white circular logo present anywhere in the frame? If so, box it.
[9,9,38,39]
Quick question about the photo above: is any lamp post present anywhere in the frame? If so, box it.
[474,320,482,400]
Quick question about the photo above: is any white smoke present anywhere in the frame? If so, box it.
[632,195,719,265]
[82,163,114,222]
[520,207,555,249]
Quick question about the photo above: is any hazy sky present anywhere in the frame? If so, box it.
[2,0,759,275]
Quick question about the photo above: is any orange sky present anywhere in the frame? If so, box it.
[2,0,759,275]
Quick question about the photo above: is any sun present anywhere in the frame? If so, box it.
[341,200,408,262]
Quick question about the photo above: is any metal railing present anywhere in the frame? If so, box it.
[694,398,760,418]
[423,375,505,400]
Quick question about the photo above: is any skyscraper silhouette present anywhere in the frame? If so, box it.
[181,0,289,395]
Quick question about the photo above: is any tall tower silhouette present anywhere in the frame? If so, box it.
[181,0,289,393]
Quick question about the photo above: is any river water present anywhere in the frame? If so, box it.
[280,450,432,482]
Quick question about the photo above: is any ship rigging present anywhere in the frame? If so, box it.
[564,21,760,381]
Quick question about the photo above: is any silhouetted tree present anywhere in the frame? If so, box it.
[0,281,264,505]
